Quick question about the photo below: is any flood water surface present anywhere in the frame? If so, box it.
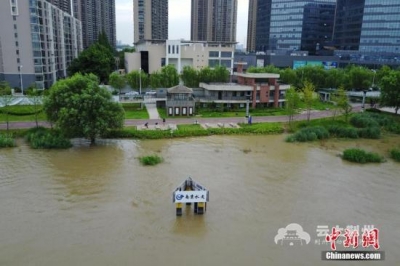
[0,135,399,266]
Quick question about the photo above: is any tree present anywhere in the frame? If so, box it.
[280,68,298,85]
[334,86,352,122]
[380,70,400,114]
[126,70,149,91]
[343,66,372,91]
[43,73,125,144]
[117,47,135,69]
[302,80,315,123]
[295,65,327,90]
[325,68,344,89]
[68,42,115,83]
[160,65,179,88]
[181,66,199,87]
[285,87,301,129]
[198,67,215,83]
[149,71,163,89]
[26,86,43,128]
[97,31,114,53]
[0,82,14,133]
[109,72,126,93]
[213,65,230,83]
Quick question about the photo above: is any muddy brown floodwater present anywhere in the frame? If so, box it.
[0,135,399,266]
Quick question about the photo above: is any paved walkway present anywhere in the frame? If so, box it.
[144,102,160,119]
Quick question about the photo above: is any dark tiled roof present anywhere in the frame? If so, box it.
[167,85,193,94]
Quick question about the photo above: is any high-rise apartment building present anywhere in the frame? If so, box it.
[47,0,72,14]
[191,0,237,42]
[78,0,116,49]
[247,0,336,53]
[44,0,116,49]
[133,0,168,44]
[0,0,83,89]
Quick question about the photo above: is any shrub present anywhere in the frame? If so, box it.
[139,155,163,166]
[342,148,384,163]
[0,134,16,148]
[25,127,72,149]
[350,114,379,128]
[287,126,329,142]
[357,127,381,139]
[326,125,359,139]
[390,148,400,162]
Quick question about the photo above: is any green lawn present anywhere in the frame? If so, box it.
[122,103,149,119]
[0,105,45,122]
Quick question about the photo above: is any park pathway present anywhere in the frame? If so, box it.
[0,105,364,130]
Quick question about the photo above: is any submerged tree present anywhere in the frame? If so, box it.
[44,73,124,144]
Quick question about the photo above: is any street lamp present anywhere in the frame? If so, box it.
[19,65,24,95]
[362,90,367,110]
[371,69,376,88]
[139,67,142,95]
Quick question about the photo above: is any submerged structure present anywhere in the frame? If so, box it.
[173,177,209,216]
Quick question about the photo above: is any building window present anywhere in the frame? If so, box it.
[168,45,170,54]
[176,45,179,54]
[15,41,18,47]
[172,45,175,54]
[175,107,180,115]
[16,50,19,55]
[221,51,232,58]
[17,58,20,63]
[209,51,219,57]
[14,33,18,38]
[208,59,219,67]
[14,24,17,30]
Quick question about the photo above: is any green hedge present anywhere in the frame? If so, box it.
[0,134,16,148]
[25,127,72,149]
[342,148,384,163]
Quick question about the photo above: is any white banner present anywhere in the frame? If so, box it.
[173,191,208,203]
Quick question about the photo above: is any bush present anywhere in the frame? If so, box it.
[0,134,16,148]
[357,127,381,139]
[139,155,163,166]
[287,126,329,142]
[326,125,359,139]
[350,114,379,128]
[390,148,400,162]
[25,127,72,149]
[342,148,384,164]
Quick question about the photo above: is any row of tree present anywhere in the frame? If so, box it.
[247,64,393,91]
[109,65,230,92]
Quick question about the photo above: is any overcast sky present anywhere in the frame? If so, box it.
[115,0,249,47]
